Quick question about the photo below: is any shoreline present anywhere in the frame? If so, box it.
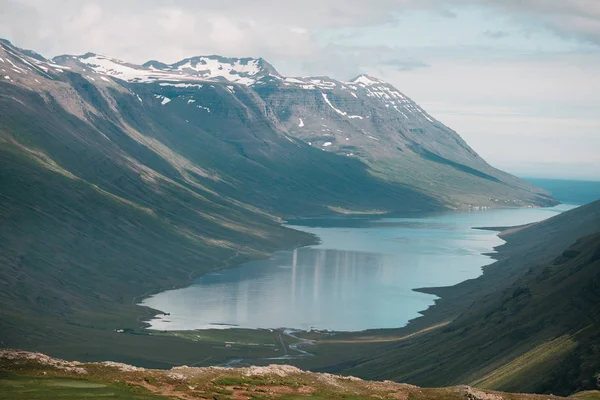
[133,229,321,331]
[138,205,563,336]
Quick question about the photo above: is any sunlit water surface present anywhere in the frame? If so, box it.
[141,204,575,331]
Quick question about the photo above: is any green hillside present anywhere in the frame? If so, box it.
[335,201,600,395]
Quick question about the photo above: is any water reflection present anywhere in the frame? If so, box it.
[144,246,437,331]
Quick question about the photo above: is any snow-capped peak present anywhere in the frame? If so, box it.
[168,56,278,85]
[48,49,398,97]
[349,74,384,86]
[54,53,281,85]
[60,53,171,83]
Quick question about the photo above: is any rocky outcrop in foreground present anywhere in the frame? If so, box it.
[1,350,595,400]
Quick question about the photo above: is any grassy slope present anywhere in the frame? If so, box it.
[330,202,600,395]
[0,374,165,400]
[2,350,595,400]
[0,140,315,365]
[110,82,442,216]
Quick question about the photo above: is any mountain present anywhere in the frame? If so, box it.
[50,48,556,208]
[53,52,280,85]
[253,74,552,208]
[0,38,555,363]
[334,201,600,395]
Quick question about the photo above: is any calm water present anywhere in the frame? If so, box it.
[525,178,600,205]
[141,203,576,332]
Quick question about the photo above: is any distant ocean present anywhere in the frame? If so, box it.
[525,178,600,206]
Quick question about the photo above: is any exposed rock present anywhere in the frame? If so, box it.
[458,385,504,400]
[0,350,88,374]
[100,361,146,372]
[243,364,303,377]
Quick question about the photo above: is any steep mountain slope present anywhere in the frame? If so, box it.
[253,74,552,208]
[51,47,555,209]
[336,201,600,395]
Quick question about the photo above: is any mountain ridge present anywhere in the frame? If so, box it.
[2,36,555,212]
[52,50,396,88]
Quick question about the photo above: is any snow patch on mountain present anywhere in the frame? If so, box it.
[159,83,203,88]
[48,50,438,126]
[67,54,272,86]
[154,94,171,105]
[322,93,346,116]
[321,93,365,120]
[175,57,261,85]
[77,54,154,82]
[350,75,383,86]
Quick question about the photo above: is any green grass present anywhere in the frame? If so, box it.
[212,375,301,389]
[570,391,600,400]
[213,376,271,386]
[211,386,235,395]
[468,335,578,391]
[158,328,281,346]
[0,373,165,399]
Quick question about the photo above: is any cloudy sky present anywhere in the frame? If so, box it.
[1,0,599,180]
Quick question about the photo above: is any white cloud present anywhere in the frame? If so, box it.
[375,50,600,180]
[475,0,600,45]
[290,27,308,35]
[3,0,598,62]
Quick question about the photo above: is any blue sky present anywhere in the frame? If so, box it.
[1,0,599,180]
